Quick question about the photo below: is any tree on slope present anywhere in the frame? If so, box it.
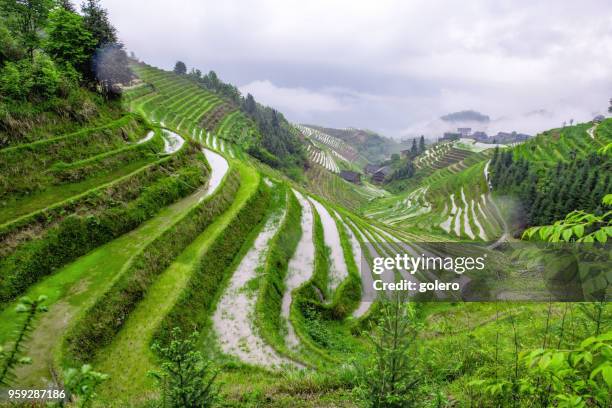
[0,20,23,64]
[355,298,424,407]
[410,138,418,156]
[0,296,47,385]
[80,0,117,50]
[0,0,55,60]
[44,8,96,76]
[244,93,256,114]
[59,0,76,12]
[150,328,220,407]
[173,60,187,75]
[79,0,131,96]
[419,135,425,153]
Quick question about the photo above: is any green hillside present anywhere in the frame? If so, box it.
[305,125,405,164]
[0,2,610,407]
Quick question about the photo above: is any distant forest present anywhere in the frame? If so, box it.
[490,148,611,227]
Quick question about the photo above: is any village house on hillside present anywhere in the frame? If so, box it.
[339,170,361,184]
[364,164,380,175]
[371,166,392,183]
[440,132,461,141]
[472,131,488,141]
[457,127,471,137]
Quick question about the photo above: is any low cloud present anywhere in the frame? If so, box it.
[103,0,612,138]
[239,80,347,119]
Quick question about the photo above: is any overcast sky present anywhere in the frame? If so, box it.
[102,0,612,138]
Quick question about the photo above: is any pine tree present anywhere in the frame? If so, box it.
[492,146,499,164]
[81,0,118,49]
[150,328,220,407]
[410,138,417,156]
[418,135,425,153]
[173,61,187,75]
[59,0,76,11]
[356,298,423,407]
[244,93,256,114]
[0,296,47,386]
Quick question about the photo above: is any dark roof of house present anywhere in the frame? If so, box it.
[364,164,380,173]
[374,166,392,176]
[340,170,361,182]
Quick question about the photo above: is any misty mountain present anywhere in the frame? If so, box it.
[440,110,490,123]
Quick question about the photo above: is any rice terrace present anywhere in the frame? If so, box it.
[0,0,610,407]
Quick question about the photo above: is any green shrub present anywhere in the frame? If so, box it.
[0,61,32,100]
[0,53,69,101]
[0,22,23,64]
[0,295,48,386]
[469,332,612,407]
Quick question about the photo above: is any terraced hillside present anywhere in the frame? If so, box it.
[297,124,360,165]
[1,60,609,407]
[1,0,609,405]
[126,63,259,157]
[305,142,340,173]
[366,119,612,244]
[0,64,442,404]
[512,121,611,162]
[366,158,504,242]
[297,124,391,211]
[367,135,503,241]
[305,124,403,164]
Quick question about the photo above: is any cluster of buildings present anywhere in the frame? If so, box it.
[440,127,530,144]
[336,165,392,185]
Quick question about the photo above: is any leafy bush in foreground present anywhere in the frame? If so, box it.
[469,332,612,407]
